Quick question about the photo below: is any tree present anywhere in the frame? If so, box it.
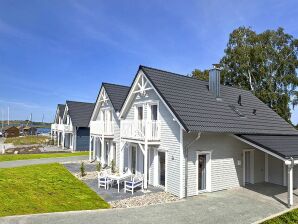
[191,69,209,81]
[219,27,298,122]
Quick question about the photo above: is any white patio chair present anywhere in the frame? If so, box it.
[124,174,144,194]
[97,170,113,190]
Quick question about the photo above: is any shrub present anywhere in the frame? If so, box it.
[111,160,116,173]
[80,162,86,177]
[96,162,102,172]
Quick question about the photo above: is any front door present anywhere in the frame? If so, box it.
[158,151,165,186]
[198,154,207,191]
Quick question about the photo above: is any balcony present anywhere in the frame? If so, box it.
[121,120,160,141]
[90,120,114,136]
[57,124,73,132]
[51,123,58,130]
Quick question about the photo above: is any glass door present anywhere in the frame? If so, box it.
[131,146,137,174]
[158,151,165,186]
[198,154,207,191]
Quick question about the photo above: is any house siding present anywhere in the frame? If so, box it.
[268,155,284,185]
[254,150,265,183]
[184,133,248,196]
[91,87,121,167]
[122,83,182,197]
[76,127,90,151]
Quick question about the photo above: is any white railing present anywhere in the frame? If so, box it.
[58,124,64,131]
[57,124,73,132]
[63,124,73,132]
[121,120,160,141]
[51,123,58,130]
[90,120,114,136]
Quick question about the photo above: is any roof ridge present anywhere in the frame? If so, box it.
[66,100,94,105]
[102,82,130,88]
[140,65,252,93]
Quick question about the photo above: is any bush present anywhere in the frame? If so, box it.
[80,162,86,177]
[111,160,116,173]
[96,162,102,172]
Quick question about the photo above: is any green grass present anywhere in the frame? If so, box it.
[0,152,88,162]
[4,136,50,145]
[0,163,109,217]
[262,209,298,224]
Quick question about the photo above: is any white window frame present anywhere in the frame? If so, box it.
[154,148,167,190]
[242,149,255,186]
[196,151,212,194]
[129,144,138,174]
[148,101,159,121]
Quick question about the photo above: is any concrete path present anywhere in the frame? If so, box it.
[0,185,295,224]
[0,155,88,168]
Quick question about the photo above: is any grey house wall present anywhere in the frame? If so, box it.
[184,133,250,196]
[122,80,182,197]
[268,155,284,186]
[254,150,265,183]
[76,127,90,151]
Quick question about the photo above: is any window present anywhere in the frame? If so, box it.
[137,106,143,120]
[151,105,158,120]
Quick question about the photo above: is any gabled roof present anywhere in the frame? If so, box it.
[58,104,65,118]
[139,65,298,135]
[102,83,130,112]
[66,101,94,127]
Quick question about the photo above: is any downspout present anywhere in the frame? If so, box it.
[184,132,201,198]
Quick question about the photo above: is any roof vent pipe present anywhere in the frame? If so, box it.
[209,64,221,98]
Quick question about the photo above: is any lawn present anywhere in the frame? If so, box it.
[263,209,298,224]
[0,152,88,162]
[0,163,109,217]
[4,136,50,145]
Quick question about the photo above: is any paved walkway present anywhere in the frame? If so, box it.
[0,184,296,224]
[0,155,88,168]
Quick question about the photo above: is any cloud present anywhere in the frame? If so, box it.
[0,99,43,109]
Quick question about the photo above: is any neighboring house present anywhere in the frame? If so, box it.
[23,126,37,136]
[57,101,94,151]
[89,83,130,167]
[118,65,298,207]
[3,126,20,138]
[51,104,65,144]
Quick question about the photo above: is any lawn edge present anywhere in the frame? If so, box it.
[254,205,298,224]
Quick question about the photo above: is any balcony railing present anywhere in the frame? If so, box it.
[57,124,73,132]
[90,120,114,136]
[51,123,58,130]
[121,120,160,141]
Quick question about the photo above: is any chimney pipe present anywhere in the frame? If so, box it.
[209,64,221,98]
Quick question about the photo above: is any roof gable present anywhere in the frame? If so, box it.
[65,101,94,127]
[139,65,298,135]
[90,83,130,122]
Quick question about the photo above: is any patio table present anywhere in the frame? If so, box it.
[109,173,132,193]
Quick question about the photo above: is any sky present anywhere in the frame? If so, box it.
[0,0,298,123]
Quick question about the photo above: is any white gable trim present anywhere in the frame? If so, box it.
[89,86,112,126]
[120,70,185,130]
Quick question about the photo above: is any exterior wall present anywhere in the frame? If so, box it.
[254,150,265,183]
[122,86,182,197]
[91,88,121,168]
[75,127,90,151]
[268,155,284,185]
[184,133,249,196]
